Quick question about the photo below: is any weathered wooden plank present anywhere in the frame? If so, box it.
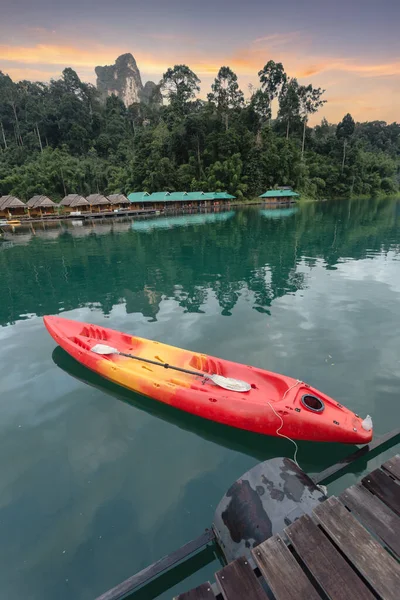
[252,534,321,600]
[94,529,215,600]
[285,514,373,600]
[340,483,400,558]
[314,497,400,600]
[382,455,400,482]
[174,582,215,599]
[215,556,267,600]
[362,468,400,516]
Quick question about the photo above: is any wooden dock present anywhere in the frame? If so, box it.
[176,455,400,600]
[3,207,158,225]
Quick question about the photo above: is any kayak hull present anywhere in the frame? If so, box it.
[44,316,373,444]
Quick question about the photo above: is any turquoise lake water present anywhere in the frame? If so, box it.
[0,198,399,599]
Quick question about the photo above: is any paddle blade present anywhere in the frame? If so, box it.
[91,343,119,355]
[209,374,251,392]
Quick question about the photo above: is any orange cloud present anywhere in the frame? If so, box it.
[0,44,127,67]
[2,39,399,81]
[3,67,59,81]
[0,43,173,76]
[226,41,400,80]
[0,43,248,79]
[298,67,319,77]
[1,35,398,124]
[295,60,400,78]
[340,61,400,77]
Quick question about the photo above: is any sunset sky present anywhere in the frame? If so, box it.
[1,0,399,124]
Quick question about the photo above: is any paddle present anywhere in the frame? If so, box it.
[90,343,251,392]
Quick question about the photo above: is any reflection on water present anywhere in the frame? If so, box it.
[131,210,235,231]
[0,198,400,600]
[260,207,298,219]
[1,198,398,326]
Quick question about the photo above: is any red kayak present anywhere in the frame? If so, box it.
[44,316,373,443]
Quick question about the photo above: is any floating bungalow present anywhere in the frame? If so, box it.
[127,191,235,211]
[127,192,153,210]
[147,192,184,211]
[107,194,130,210]
[259,188,299,203]
[60,194,90,213]
[211,191,236,205]
[0,196,27,219]
[27,195,57,218]
[86,194,111,213]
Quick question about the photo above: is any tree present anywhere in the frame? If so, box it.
[208,66,244,130]
[0,71,23,146]
[160,65,200,114]
[258,60,287,105]
[206,153,247,197]
[278,78,300,139]
[62,67,83,95]
[336,113,355,172]
[0,60,398,202]
[298,85,326,157]
[257,60,287,126]
[249,89,272,134]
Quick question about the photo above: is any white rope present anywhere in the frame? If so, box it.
[267,379,303,469]
[282,379,303,400]
[267,401,300,468]
[268,379,329,496]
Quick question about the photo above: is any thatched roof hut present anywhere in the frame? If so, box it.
[107,194,130,206]
[0,195,26,209]
[86,194,111,207]
[60,194,89,208]
[27,195,57,209]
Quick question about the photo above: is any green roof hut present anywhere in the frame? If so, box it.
[259,188,299,203]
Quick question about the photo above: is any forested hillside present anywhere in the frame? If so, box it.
[0,62,399,200]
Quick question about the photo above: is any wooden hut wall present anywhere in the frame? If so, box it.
[107,194,130,209]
